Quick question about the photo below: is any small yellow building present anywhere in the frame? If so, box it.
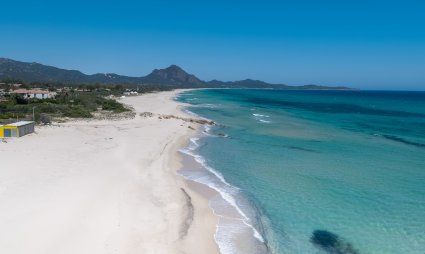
[0,121,35,138]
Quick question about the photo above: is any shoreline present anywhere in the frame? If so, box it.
[176,92,269,254]
[0,90,220,254]
[166,116,220,254]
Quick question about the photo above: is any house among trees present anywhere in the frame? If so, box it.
[0,89,6,102]
[11,89,57,99]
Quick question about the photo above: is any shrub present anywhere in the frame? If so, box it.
[101,99,128,112]
[63,106,92,118]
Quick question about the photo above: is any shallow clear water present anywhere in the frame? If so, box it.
[177,89,425,254]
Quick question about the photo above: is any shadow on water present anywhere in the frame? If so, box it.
[381,134,425,148]
[245,97,425,118]
[311,230,360,254]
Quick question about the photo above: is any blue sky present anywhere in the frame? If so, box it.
[1,0,424,90]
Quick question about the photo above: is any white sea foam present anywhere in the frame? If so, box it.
[195,103,220,108]
[180,151,265,243]
[180,148,232,187]
[183,109,213,122]
[179,107,266,253]
[252,113,270,118]
[214,220,246,254]
[252,113,272,124]
[179,136,265,245]
[183,109,201,118]
[203,125,219,137]
[259,119,271,123]
[188,137,199,149]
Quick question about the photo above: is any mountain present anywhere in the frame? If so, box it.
[0,58,352,90]
[0,58,139,84]
[142,65,203,86]
[0,58,204,86]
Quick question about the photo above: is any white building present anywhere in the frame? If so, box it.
[123,91,138,96]
[0,89,6,102]
[11,89,57,99]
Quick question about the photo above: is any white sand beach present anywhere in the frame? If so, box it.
[0,90,219,254]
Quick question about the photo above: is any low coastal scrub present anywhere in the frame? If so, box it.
[0,81,176,124]
[101,99,128,112]
[0,91,130,123]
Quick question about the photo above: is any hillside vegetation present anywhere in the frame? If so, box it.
[0,58,352,90]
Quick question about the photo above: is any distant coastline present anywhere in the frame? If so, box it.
[0,57,352,90]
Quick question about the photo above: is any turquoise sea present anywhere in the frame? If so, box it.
[177,89,425,254]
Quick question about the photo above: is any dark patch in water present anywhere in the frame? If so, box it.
[311,230,359,254]
[245,97,425,118]
[217,132,230,138]
[288,146,318,153]
[235,135,319,153]
[382,135,425,148]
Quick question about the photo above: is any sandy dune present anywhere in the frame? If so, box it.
[0,90,218,254]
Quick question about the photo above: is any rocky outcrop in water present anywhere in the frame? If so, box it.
[158,114,215,125]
